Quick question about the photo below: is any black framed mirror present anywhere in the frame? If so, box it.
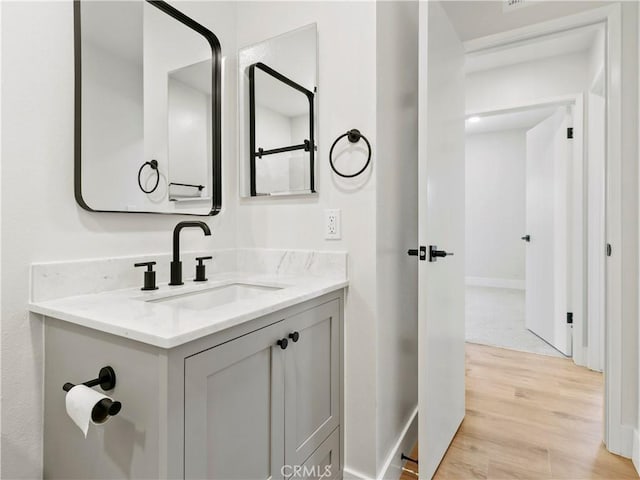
[248,63,315,197]
[239,24,318,198]
[74,0,222,215]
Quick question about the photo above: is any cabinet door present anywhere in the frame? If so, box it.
[292,428,340,480]
[284,300,340,467]
[184,322,286,480]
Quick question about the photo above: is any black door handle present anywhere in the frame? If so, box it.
[429,245,454,262]
[521,235,530,242]
[407,246,427,261]
[277,338,288,350]
[288,332,300,342]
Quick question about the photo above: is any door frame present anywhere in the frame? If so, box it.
[466,94,586,363]
[464,4,625,456]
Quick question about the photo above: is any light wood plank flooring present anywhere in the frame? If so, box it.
[400,343,638,479]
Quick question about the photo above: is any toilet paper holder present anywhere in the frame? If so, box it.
[63,366,122,419]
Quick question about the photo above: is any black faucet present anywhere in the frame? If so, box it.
[169,221,212,286]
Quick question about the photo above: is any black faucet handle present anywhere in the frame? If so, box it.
[134,261,158,291]
[195,256,213,265]
[134,261,156,271]
[194,256,212,282]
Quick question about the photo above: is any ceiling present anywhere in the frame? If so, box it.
[465,105,560,135]
[441,1,610,43]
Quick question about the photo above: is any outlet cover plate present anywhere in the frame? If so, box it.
[324,209,341,240]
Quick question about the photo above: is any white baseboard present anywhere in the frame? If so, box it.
[343,406,418,480]
[343,467,373,480]
[466,276,525,290]
[632,428,640,475]
[378,407,418,480]
[609,424,634,459]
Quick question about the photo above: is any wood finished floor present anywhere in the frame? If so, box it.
[400,343,638,480]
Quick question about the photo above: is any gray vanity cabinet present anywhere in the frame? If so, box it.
[184,320,286,480]
[43,292,343,480]
[183,298,341,480]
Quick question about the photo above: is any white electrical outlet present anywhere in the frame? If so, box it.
[324,209,341,240]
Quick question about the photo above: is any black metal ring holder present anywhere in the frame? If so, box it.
[138,159,160,194]
[329,129,372,178]
[63,366,122,422]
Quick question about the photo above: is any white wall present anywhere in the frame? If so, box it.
[636,2,640,473]
[233,3,381,476]
[585,25,606,371]
[82,38,145,209]
[466,51,590,113]
[619,0,639,437]
[0,2,4,470]
[167,78,210,187]
[588,27,605,91]
[2,1,420,478]
[254,105,294,193]
[465,129,526,286]
[587,92,605,371]
[375,0,419,475]
[0,2,239,477]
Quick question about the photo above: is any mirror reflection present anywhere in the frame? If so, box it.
[239,24,318,197]
[250,63,314,196]
[76,0,221,214]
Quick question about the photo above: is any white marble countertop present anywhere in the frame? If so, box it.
[29,272,348,349]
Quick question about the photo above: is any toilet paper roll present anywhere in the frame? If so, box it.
[65,385,114,437]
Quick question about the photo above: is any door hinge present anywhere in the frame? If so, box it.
[567,127,574,139]
[567,312,573,324]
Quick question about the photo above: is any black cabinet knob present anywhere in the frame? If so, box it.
[288,332,300,343]
[277,338,289,350]
[134,261,159,291]
[521,235,531,242]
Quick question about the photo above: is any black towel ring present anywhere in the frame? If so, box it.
[138,159,160,194]
[329,129,372,178]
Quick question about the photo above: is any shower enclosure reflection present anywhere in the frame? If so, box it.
[239,24,318,197]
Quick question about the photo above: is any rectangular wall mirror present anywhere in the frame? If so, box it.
[75,0,222,215]
[239,24,318,197]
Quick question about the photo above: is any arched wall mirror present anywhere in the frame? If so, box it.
[74,0,222,215]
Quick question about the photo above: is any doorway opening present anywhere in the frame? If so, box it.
[414,2,632,478]
[463,23,605,366]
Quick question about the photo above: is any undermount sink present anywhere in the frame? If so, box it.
[149,283,283,311]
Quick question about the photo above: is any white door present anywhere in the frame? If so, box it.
[525,108,572,356]
[417,2,466,478]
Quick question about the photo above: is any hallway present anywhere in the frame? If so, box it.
[402,344,637,479]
